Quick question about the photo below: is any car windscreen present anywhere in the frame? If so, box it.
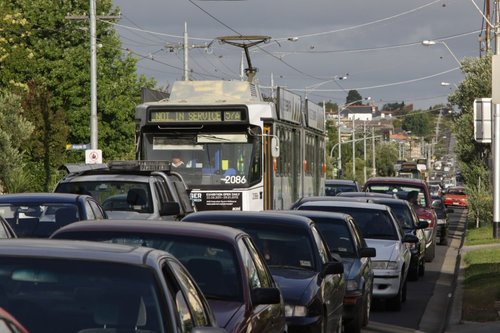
[325,184,357,196]
[210,224,317,271]
[365,183,428,208]
[0,203,80,238]
[311,218,356,257]
[381,204,416,229]
[0,257,164,333]
[56,181,153,214]
[52,231,243,302]
[298,206,398,240]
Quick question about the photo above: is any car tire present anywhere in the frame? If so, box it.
[345,300,363,333]
[362,289,372,327]
[424,238,436,262]
[419,258,425,276]
[408,261,419,281]
[386,277,403,311]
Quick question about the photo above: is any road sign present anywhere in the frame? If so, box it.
[66,144,91,150]
[85,149,102,164]
[473,98,492,143]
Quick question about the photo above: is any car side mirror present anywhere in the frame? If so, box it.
[252,287,281,305]
[359,247,376,258]
[417,221,429,229]
[321,261,344,278]
[403,234,419,243]
[431,200,441,208]
[160,202,181,216]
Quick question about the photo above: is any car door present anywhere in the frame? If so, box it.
[349,218,374,292]
[311,225,344,330]
[162,258,215,332]
[238,236,285,333]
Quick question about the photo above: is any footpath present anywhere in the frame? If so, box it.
[440,211,500,333]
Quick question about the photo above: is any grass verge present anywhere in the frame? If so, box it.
[463,224,500,321]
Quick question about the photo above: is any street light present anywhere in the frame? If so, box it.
[304,74,348,99]
[337,97,371,179]
[421,40,461,67]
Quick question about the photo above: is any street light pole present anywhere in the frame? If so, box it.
[421,40,461,67]
[337,97,371,179]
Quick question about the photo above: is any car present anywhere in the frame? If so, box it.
[0,215,17,239]
[0,307,28,333]
[432,195,452,245]
[51,220,286,333]
[325,179,361,196]
[363,177,438,262]
[182,210,346,333]
[289,195,366,210]
[294,200,417,311]
[54,160,195,220]
[0,239,224,333]
[429,184,443,197]
[443,186,468,208]
[360,197,428,281]
[280,210,376,333]
[0,192,107,238]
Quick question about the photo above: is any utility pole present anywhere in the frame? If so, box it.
[493,0,500,237]
[352,117,356,179]
[65,0,120,150]
[165,22,210,81]
[363,121,367,183]
[372,126,376,177]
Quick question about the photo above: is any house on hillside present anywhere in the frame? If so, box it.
[342,105,378,121]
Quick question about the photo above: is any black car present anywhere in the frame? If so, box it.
[51,220,286,333]
[280,210,375,333]
[432,195,452,245]
[0,193,107,238]
[289,196,366,210]
[182,211,345,333]
[325,179,361,196]
[0,239,224,333]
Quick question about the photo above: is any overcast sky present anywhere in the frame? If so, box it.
[111,0,487,109]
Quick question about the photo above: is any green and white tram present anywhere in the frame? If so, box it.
[135,80,326,211]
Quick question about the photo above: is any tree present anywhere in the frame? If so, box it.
[376,142,398,176]
[0,91,35,193]
[402,112,433,137]
[346,90,363,105]
[0,0,156,188]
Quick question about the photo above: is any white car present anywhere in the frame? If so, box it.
[296,201,418,311]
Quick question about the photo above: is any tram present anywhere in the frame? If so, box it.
[134,80,326,211]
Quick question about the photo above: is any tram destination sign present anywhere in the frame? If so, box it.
[149,110,243,123]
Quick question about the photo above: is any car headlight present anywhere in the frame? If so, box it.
[346,279,359,292]
[405,242,416,250]
[372,261,399,270]
[284,305,307,317]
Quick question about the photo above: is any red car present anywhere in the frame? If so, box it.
[443,186,468,208]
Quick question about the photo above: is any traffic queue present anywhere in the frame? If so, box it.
[0,163,453,333]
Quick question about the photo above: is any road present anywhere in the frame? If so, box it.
[362,208,466,333]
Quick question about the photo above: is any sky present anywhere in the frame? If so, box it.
[110,0,488,110]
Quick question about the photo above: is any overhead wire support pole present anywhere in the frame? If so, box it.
[493,0,500,237]
[65,1,120,150]
[165,23,209,81]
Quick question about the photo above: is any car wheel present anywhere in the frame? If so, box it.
[424,238,436,262]
[402,278,407,302]
[344,300,362,333]
[362,289,371,327]
[386,278,403,311]
[408,261,419,281]
[419,258,425,276]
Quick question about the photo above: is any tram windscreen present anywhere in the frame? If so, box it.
[142,130,262,188]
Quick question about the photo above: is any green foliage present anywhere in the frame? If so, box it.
[375,142,398,176]
[447,55,492,227]
[401,112,433,137]
[0,91,35,192]
[346,90,363,105]
[1,0,156,188]
[382,102,405,111]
